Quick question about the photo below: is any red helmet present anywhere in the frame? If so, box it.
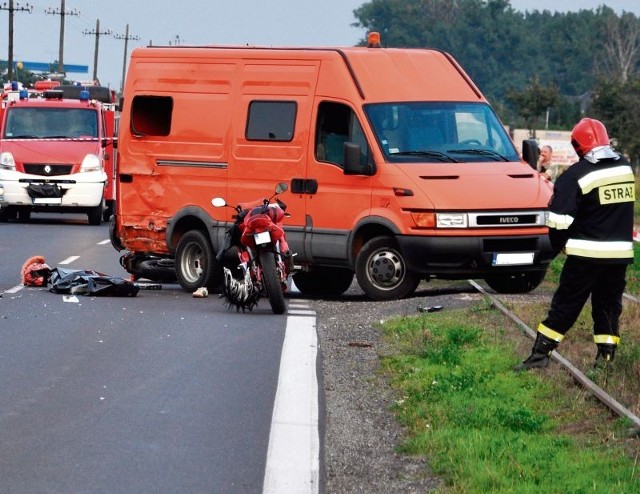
[570,118,610,157]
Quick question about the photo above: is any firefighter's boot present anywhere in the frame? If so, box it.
[514,333,558,371]
[594,344,616,368]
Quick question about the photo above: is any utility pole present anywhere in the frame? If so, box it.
[83,19,112,82]
[114,24,140,92]
[0,1,33,81]
[45,0,80,75]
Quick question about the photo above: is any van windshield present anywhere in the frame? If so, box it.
[4,107,98,139]
[365,102,520,163]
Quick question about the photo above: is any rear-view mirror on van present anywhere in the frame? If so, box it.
[344,142,369,175]
[522,139,539,170]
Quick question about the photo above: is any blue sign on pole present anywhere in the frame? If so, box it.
[3,60,89,74]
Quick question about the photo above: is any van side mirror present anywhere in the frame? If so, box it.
[344,142,372,176]
[522,139,539,170]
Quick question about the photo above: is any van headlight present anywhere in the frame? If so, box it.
[80,154,101,173]
[0,152,16,171]
[436,212,468,228]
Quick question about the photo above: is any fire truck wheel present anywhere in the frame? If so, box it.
[355,236,419,301]
[17,209,31,221]
[0,208,17,222]
[88,204,103,225]
[103,201,114,222]
[175,230,221,292]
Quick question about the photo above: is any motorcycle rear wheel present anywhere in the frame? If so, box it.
[259,250,287,314]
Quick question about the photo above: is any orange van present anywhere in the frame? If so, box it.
[110,35,554,300]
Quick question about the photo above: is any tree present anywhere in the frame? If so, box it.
[592,77,640,164]
[599,10,640,83]
[505,77,560,137]
[350,1,640,133]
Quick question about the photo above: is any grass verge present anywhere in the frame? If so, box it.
[381,300,640,492]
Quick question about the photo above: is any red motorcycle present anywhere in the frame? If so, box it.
[212,182,293,314]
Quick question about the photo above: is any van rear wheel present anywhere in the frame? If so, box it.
[355,236,419,300]
[175,230,220,292]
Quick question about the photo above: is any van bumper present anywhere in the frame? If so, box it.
[397,233,554,278]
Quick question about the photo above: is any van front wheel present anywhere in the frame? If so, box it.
[176,230,218,292]
[355,236,419,300]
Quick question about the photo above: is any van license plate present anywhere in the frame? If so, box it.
[493,252,534,266]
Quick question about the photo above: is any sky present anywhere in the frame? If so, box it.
[3,0,640,91]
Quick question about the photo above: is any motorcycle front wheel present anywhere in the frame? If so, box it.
[259,250,287,314]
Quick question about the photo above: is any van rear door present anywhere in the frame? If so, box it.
[226,59,319,246]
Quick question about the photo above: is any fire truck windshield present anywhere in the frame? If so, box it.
[4,107,98,139]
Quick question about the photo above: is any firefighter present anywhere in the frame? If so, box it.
[515,118,635,371]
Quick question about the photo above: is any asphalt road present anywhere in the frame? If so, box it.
[0,214,316,493]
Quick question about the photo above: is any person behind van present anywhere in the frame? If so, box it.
[537,145,559,182]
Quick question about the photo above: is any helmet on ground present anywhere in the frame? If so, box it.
[570,118,609,157]
[20,255,51,286]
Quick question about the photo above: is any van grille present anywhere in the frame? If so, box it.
[24,163,73,176]
[468,210,545,228]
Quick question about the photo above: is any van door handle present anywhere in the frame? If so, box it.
[291,178,318,195]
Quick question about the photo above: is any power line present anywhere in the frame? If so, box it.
[45,0,80,74]
[0,1,34,80]
[113,24,140,92]
[82,19,112,82]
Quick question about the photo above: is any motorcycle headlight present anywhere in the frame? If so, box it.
[0,152,16,171]
[80,153,101,173]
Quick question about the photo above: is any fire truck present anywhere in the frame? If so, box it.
[0,83,117,224]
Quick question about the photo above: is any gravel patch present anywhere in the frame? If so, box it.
[306,280,483,493]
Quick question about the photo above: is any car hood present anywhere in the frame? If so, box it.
[395,162,551,210]
[1,139,100,164]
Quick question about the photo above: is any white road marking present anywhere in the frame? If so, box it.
[97,239,111,245]
[58,256,80,265]
[4,285,24,294]
[287,309,317,316]
[263,311,319,494]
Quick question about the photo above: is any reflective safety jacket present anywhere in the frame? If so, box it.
[546,154,635,264]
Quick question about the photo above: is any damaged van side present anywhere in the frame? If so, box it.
[110,35,554,300]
